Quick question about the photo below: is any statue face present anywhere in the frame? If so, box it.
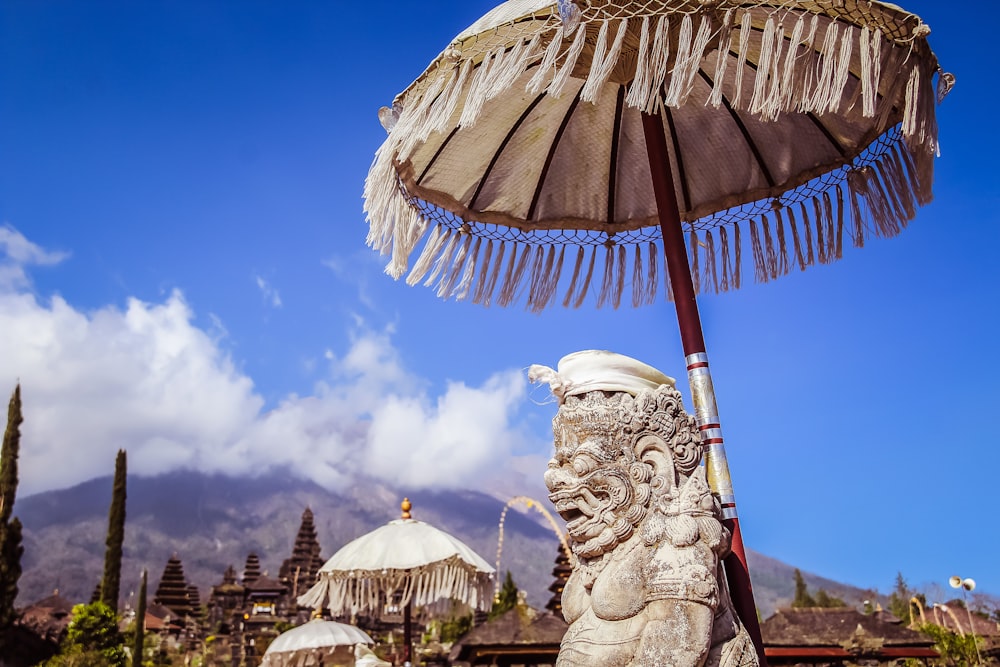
[545,413,640,559]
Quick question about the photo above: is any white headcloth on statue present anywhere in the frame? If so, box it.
[528,350,675,405]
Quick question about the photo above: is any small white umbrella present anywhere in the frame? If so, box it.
[298,499,495,665]
[259,618,374,667]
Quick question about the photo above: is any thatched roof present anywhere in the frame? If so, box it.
[762,608,935,647]
[450,608,567,664]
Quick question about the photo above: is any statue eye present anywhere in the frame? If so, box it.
[572,455,594,476]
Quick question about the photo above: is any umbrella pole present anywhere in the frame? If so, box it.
[641,111,767,667]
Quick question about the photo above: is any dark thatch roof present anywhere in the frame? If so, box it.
[450,608,567,664]
[762,608,935,647]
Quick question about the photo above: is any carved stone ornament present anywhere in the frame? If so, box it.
[530,351,758,667]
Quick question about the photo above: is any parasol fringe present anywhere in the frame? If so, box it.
[709,9,735,109]
[562,246,585,307]
[460,47,503,128]
[774,208,789,276]
[528,245,562,312]
[887,144,917,222]
[544,245,567,309]
[573,246,598,308]
[424,229,459,288]
[627,16,653,109]
[666,14,711,109]
[472,239,494,304]
[732,11,752,109]
[496,242,521,306]
[645,241,660,303]
[749,17,777,117]
[776,14,806,114]
[813,197,828,264]
[548,20,588,99]
[486,34,539,103]
[406,225,446,286]
[859,26,883,118]
[526,244,547,310]
[792,15,821,113]
[847,169,866,248]
[453,236,481,300]
[632,242,645,307]
[439,233,472,298]
[834,186,845,260]
[613,244,626,308]
[719,227,731,292]
[689,230,701,293]
[582,19,629,104]
[704,230,719,294]
[827,26,854,114]
[762,217,778,280]
[749,220,766,284]
[527,25,564,95]
[809,22,840,114]
[387,196,428,279]
[733,223,743,291]
[629,14,671,114]
[821,192,836,264]
[477,240,507,307]
[759,19,787,121]
[424,58,472,140]
[801,201,815,266]
[498,242,533,307]
[596,243,616,308]
[787,204,805,271]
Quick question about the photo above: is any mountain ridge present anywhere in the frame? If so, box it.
[15,470,869,618]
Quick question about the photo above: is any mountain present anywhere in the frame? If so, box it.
[14,470,870,618]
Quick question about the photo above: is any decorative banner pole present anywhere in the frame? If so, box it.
[643,110,766,666]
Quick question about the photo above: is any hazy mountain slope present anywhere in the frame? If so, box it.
[15,471,869,618]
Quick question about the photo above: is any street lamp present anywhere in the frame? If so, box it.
[949,576,983,665]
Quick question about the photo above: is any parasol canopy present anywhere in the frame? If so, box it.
[365,0,951,311]
[259,618,374,667]
[297,501,495,618]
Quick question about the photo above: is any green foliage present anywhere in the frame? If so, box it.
[887,572,913,621]
[917,623,981,666]
[792,569,815,608]
[0,385,24,657]
[101,450,127,612]
[439,613,472,643]
[489,571,519,620]
[48,602,127,667]
[813,588,846,608]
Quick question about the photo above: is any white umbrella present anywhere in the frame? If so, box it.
[298,499,495,665]
[259,618,374,667]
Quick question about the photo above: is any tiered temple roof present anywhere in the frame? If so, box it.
[153,554,198,619]
[279,507,324,599]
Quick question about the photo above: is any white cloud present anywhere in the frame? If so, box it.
[254,274,282,308]
[0,228,545,497]
[0,225,69,290]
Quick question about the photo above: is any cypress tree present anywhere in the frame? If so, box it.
[132,569,147,667]
[101,450,127,612]
[0,385,24,656]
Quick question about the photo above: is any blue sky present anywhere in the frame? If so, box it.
[1,1,997,605]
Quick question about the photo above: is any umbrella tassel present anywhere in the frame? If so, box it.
[793,15,821,112]
[454,237,482,301]
[582,19,628,104]
[548,21,588,99]
[573,246,598,308]
[460,47,502,128]
[774,208,789,276]
[719,228,731,292]
[704,230,719,294]
[749,218,765,283]
[846,170,867,248]
[626,16,653,109]
[424,229,460,288]
[828,26,855,114]
[499,242,533,307]
[749,17,777,116]
[689,230,701,293]
[388,197,427,279]
[526,244,547,310]
[903,60,930,147]
[596,243,616,308]
[632,243,644,307]
[425,59,473,139]
[778,14,806,113]
[439,233,472,297]
[813,197,828,264]
[786,204,805,271]
[800,201,815,266]
[709,9,735,109]
[889,144,918,221]
[613,244,626,308]
[472,239,494,304]
[859,26,882,118]
[763,217,778,280]
[733,10,753,109]
[478,240,507,307]
[666,14,711,108]
[646,241,659,304]
[497,242,521,307]
[760,20,786,121]
[527,26,564,95]
[544,245,567,309]
[834,186,845,260]
[630,14,671,114]
[406,225,446,286]
[486,34,539,104]
[665,14,692,107]
[809,22,840,113]
[874,156,906,234]
[562,246,586,307]
[822,191,837,262]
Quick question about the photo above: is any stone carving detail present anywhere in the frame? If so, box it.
[543,383,759,667]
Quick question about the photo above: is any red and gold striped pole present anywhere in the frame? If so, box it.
[642,110,767,667]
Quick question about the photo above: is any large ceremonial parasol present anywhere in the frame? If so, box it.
[362,0,949,661]
[260,618,375,667]
[298,499,495,665]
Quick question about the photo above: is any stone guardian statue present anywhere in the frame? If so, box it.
[529,350,758,667]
